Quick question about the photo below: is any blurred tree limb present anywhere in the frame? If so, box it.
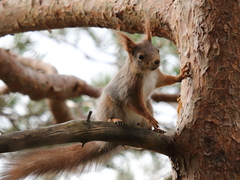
[0,48,100,123]
[0,48,179,123]
[0,48,101,100]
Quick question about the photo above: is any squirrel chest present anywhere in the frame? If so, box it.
[142,70,159,100]
[122,70,159,128]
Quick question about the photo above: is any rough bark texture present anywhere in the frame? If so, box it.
[0,0,174,40]
[171,0,240,179]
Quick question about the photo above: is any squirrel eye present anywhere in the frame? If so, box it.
[138,54,144,60]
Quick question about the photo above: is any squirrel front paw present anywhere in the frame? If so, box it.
[108,118,123,125]
[177,62,191,81]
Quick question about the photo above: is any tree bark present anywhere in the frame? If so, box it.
[170,0,240,179]
[0,118,174,156]
[0,0,174,40]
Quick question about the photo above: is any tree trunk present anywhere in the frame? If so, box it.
[171,0,240,179]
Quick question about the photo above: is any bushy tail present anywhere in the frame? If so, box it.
[1,142,120,180]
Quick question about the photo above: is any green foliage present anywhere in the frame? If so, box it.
[26,99,48,116]
[107,150,170,180]
[0,93,50,132]
[91,73,113,87]
[0,93,19,110]
[12,33,35,53]
[70,96,96,116]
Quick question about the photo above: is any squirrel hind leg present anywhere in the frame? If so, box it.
[108,118,123,125]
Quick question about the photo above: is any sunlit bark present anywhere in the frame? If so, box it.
[0,0,174,39]
[171,0,240,179]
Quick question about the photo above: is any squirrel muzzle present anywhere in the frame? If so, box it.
[149,59,160,71]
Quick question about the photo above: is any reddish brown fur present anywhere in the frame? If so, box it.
[2,142,119,180]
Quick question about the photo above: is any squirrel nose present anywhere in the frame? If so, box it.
[154,60,160,66]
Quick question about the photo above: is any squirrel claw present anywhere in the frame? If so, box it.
[153,128,166,134]
[181,62,191,78]
[178,62,191,81]
[108,118,123,125]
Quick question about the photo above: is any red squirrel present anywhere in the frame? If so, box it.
[2,22,190,179]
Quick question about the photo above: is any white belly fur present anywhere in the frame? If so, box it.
[142,71,158,100]
[123,107,149,128]
[123,71,158,128]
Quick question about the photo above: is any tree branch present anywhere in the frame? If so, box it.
[0,0,175,40]
[0,118,174,157]
[151,92,179,102]
[0,48,101,123]
[16,54,59,75]
[0,48,101,100]
[47,99,75,123]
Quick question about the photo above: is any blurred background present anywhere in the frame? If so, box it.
[0,27,181,180]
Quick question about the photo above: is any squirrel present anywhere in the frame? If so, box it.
[1,21,190,180]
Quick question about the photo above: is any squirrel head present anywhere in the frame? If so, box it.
[116,22,160,73]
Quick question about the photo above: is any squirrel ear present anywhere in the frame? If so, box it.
[115,31,136,54]
[144,17,152,42]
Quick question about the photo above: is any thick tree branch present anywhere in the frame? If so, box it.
[0,119,174,157]
[0,0,175,40]
[0,48,101,100]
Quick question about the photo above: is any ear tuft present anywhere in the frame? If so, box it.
[115,31,136,54]
[144,17,152,42]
